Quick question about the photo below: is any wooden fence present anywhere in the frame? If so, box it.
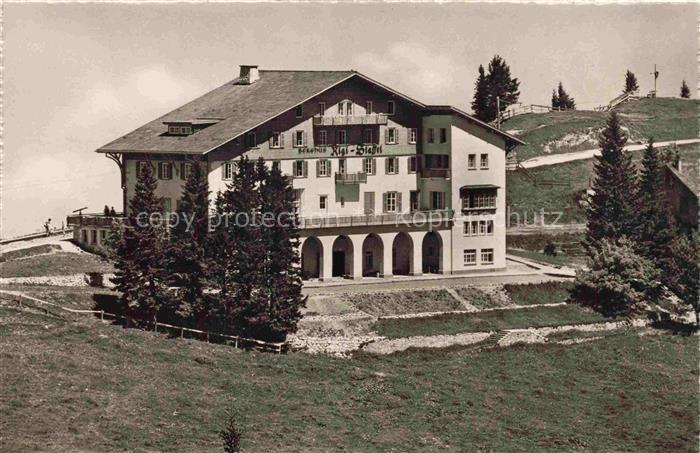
[0,290,287,354]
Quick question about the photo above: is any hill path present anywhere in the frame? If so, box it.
[520,138,700,169]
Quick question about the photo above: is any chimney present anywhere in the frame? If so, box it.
[239,65,260,84]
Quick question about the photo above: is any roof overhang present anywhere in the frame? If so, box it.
[426,105,526,149]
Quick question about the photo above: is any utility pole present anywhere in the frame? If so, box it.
[650,64,659,97]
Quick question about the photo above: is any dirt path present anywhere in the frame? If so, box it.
[520,138,700,169]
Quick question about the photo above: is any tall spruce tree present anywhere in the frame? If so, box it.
[555,82,575,110]
[111,161,168,327]
[624,70,639,94]
[210,156,265,335]
[471,65,490,122]
[163,158,212,329]
[251,159,306,341]
[586,112,638,246]
[680,80,690,99]
[633,138,677,270]
[666,232,700,324]
[484,55,520,122]
[551,89,559,110]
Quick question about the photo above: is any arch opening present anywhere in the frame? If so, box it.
[392,232,413,275]
[422,231,442,274]
[362,234,383,277]
[301,237,323,280]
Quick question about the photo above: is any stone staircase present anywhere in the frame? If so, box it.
[480,330,510,348]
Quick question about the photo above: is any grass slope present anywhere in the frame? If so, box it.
[375,304,606,339]
[0,252,114,278]
[1,306,696,452]
[505,97,699,161]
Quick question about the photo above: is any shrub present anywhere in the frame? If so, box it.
[573,237,661,317]
[543,241,557,256]
[220,412,242,453]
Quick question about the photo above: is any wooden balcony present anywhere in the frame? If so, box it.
[298,209,454,229]
[313,114,388,126]
[335,172,367,184]
[420,168,451,178]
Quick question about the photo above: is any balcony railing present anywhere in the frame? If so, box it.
[66,213,125,228]
[335,172,368,184]
[313,114,389,126]
[298,209,454,229]
[420,168,451,178]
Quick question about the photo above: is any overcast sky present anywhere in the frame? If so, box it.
[3,2,697,237]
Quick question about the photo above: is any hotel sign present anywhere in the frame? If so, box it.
[297,144,383,157]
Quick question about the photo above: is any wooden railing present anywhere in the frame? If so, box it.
[595,90,640,112]
[420,168,451,178]
[313,114,388,126]
[298,209,454,229]
[1,290,287,354]
[334,172,368,184]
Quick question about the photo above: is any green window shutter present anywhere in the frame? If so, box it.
[157,162,162,179]
[303,161,308,177]
[180,162,186,180]
[384,158,389,174]
[395,157,399,174]
[280,133,284,148]
[383,193,388,213]
[316,160,320,177]
[384,128,389,144]
[396,192,402,212]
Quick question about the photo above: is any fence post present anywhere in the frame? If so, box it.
[235,338,238,349]
[101,310,104,321]
[154,317,158,333]
[206,332,209,343]
[181,327,184,338]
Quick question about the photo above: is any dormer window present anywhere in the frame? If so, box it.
[168,125,192,136]
[338,100,352,116]
[295,105,303,118]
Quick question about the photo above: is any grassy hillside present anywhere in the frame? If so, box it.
[507,142,700,224]
[504,98,699,161]
[1,303,698,451]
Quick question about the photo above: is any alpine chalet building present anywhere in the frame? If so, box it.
[69,66,523,280]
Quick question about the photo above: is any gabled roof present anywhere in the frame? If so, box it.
[96,69,523,155]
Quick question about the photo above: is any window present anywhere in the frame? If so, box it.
[385,192,398,212]
[222,162,233,180]
[245,132,257,148]
[409,156,417,173]
[100,230,107,240]
[340,197,345,207]
[409,128,417,144]
[440,128,447,143]
[318,130,328,146]
[181,126,192,135]
[338,159,347,174]
[319,195,328,210]
[346,102,353,116]
[269,132,282,149]
[162,197,172,213]
[479,220,487,235]
[427,128,435,143]
[91,230,98,244]
[464,249,477,266]
[424,154,450,169]
[137,161,151,177]
[481,248,494,264]
[480,153,489,169]
[462,191,497,210]
[182,162,193,180]
[410,190,419,211]
[431,191,445,210]
[486,220,494,235]
[168,125,191,135]
[385,127,398,145]
[272,161,281,172]
[294,130,306,147]
[338,102,345,116]
[363,128,373,144]
[363,157,375,175]
[293,189,303,212]
[468,154,477,170]
[159,162,173,180]
[385,157,398,174]
[366,101,373,114]
[317,159,331,177]
[293,160,307,178]
[318,102,326,116]
[387,100,396,115]
[337,130,347,145]
[295,105,303,118]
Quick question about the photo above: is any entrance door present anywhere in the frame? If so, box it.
[332,251,345,277]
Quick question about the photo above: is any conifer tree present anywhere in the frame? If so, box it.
[585,112,637,246]
[471,65,490,122]
[633,138,677,270]
[210,157,265,335]
[163,158,212,329]
[484,55,520,122]
[551,89,559,110]
[111,161,167,327]
[249,159,306,341]
[555,82,575,110]
[624,70,639,94]
[666,232,700,324]
[680,80,690,99]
